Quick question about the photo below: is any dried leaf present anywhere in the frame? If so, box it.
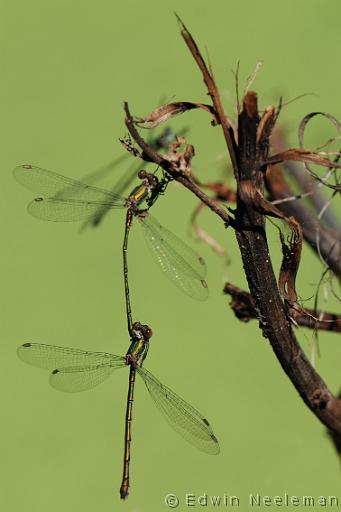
[134,102,217,129]
[278,220,302,304]
[175,14,238,174]
[267,148,341,169]
[257,106,277,144]
[298,111,341,191]
[266,112,341,191]
[266,149,341,191]
[299,111,341,144]
[162,136,196,176]
[244,60,263,97]
[239,180,303,305]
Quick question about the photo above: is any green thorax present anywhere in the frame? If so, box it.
[126,322,152,365]
[129,183,150,209]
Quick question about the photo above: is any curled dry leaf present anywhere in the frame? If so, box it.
[267,148,341,172]
[162,136,196,176]
[298,111,341,191]
[278,220,302,305]
[266,111,341,191]
[134,101,217,129]
[238,179,303,306]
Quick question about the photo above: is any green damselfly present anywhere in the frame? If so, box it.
[79,127,184,229]
[17,330,220,498]
[13,165,208,300]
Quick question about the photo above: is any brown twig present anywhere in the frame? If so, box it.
[124,103,233,226]
[175,14,239,177]
[224,282,341,333]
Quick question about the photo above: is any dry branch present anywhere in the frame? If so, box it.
[124,16,341,441]
[224,282,341,333]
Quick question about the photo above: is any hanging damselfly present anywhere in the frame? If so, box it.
[17,328,220,499]
[13,164,208,300]
[79,127,183,229]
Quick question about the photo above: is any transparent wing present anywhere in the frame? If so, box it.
[82,162,139,229]
[140,213,209,301]
[27,197,122,222]
[13,165,125,201]
[17,343,126,392]
[14,165,125,221]
[49,364,122,393]
[17,342,124,370]
[79,154,129,187]
[137,366,219,455]
[141,214,207,278]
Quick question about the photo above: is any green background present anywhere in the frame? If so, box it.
[1,1,341,511]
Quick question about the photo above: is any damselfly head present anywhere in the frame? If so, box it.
[138,170,159,188]
[132,321,153,340]
[138,170,147,179]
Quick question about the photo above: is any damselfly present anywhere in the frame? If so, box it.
[17,327,220,499]
[80,127,182,229]
[13,165,208,300]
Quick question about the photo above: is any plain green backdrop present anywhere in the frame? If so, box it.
[1,1,341,511]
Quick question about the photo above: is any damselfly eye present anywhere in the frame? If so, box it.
[138,170,147,179]
[150,176,159,187]
[145,327,153,338]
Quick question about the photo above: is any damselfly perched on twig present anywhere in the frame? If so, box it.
[14,165,208,300]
